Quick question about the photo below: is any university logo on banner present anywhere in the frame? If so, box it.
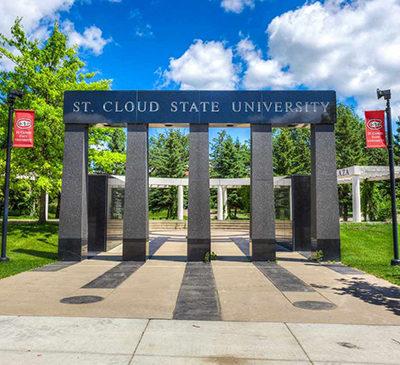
[13,110,35,148]
[365,110,386,148]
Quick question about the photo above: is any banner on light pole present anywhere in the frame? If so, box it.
[13,110,35,148]
[365,110,386,148]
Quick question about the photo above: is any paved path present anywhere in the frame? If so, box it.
[0,229,399,363]
[0,315,399,364]
[0,230,398,324]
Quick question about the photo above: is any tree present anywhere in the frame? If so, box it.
[210,130,250,218]
[0,19,111,221]
[148,129,188,218]
[89,128,126,175]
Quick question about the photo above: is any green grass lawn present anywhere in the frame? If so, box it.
[341,223,400,286]
[0,222,399,286]
[0,223,58,279]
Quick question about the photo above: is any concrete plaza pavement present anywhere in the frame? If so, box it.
[0,316,399,364]
[0,229,399,363]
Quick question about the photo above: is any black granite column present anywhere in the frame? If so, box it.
[58,124,88,261]
[187,124,211,261]
[122,124,149,261]
[291,175,311,251]
[250,124,276,261]
[311,124,341,260]
[88,174,108,253]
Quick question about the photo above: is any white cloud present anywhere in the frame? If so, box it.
[221,0,256,13]
[237,38,295,89]
[62,20,111,55]
[0,0,110,65]
[163,40,238,90]
[0,0,74,37]
[256,0,400,113]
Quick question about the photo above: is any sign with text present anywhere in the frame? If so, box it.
[365,110,386,148]
[13,110,35,148]
[63,90,336,126]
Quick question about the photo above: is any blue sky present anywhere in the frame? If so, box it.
[68,0,303,90]
[66,0,304,142]
[1,0,399,141]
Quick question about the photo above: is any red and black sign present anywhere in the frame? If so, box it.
[13,110,35,148]
[365,110,386,148]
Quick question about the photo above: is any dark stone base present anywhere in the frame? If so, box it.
[294,240,311,252]
[251,239,276,261]
[315,238,341,261]
[58,239,88,261]
[123,238,148,261]
[187,239,211,261]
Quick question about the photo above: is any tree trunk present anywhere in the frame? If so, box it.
[343,204,348,222]
[55,193,61,219]
[38,191,47,223]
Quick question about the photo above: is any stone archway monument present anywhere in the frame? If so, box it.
[58,90,340,262]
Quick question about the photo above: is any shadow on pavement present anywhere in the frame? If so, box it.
[334,277,400,316]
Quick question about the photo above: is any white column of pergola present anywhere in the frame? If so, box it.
[337,166,400,222]
[108,176,291,221]
[40,165,400,222]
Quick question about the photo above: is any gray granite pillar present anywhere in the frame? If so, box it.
[188,124,210,261]
[311,124,341,260]
[250,124,276,261]
[291,175,311,251]
[88,174,108,253]
[123,124,149,261]
[58,124,88,261]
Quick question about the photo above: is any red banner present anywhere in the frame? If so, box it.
[13,110,35,148]
[365,110,386,148]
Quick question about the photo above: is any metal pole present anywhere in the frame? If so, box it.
[378,89,400,265]
[1,97,15,262]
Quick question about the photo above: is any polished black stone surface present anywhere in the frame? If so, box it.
[251,239,276,261]
[291,175,311,251]
[64,90,336,125]
[173,263,221,320]
[58,239,88,261]
[88,174,108,252]
[82,262,143,289]
[122,238,148,261]
[254,262,314,292]
[310,124,341,261]
[187,239,211,262]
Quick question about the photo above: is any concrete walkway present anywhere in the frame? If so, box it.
[0,230,399,363]
[0,316,399,364]
[0,230,398,324]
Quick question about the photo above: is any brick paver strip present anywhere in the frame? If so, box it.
[173,262,221,321]
[254,262,315,292]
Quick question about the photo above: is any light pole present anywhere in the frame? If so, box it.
[377,88,400,266]
[1,90,23,262]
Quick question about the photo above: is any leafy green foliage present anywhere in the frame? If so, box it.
[210,130,250,218]
[0,19,111,213]
[149,129,188,218]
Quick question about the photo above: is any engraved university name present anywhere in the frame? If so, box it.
[72,100,331,114]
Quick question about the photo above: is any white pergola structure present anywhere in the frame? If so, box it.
[336,166,400,222]
[106,165,400,223]
[108,176,291,221]
[40,165,400,223]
